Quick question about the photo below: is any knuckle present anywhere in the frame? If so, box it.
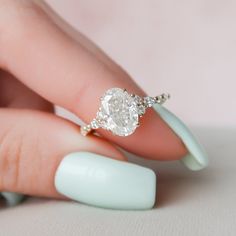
[0,0,45,57]
[0,0,44,65]
[0,0,40,26]
[0,111,52,194]
[0,125,23,191]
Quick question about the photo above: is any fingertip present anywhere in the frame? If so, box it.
[97,107,188,161]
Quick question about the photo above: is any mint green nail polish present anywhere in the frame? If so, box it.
[1,192,25,206]
[55,152,156,210]
[153,104,208,171]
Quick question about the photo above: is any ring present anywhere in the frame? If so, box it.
[81,88,170,137]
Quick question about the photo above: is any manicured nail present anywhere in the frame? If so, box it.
[153,104,208,171]
[55,152,156,210]
[1,192,25,206]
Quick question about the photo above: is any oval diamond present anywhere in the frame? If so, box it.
[98,88,139,136]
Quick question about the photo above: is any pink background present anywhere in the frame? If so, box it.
[46,0,235,127]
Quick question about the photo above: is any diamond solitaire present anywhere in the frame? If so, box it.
[81,88,170,137]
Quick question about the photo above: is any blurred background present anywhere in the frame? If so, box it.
[46,0,235,127]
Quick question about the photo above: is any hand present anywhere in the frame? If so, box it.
[0,0,186,203]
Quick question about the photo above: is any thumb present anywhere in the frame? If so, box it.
[0,109,156,209]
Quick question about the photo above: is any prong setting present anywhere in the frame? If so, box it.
[81,88,170,137]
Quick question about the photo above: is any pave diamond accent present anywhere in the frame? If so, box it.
[133,95,146,116]
[90,119,99,129]
[97,88,139,136]
[143,96,156,107]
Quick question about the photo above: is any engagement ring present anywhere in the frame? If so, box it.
[81,88,170,137]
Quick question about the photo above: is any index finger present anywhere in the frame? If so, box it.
[0,0,187,160]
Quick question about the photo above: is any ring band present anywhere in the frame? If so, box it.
[81,88,170,137]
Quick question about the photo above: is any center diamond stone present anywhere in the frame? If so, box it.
[97,88,139,136]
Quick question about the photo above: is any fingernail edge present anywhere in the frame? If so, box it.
[153,104,208,171]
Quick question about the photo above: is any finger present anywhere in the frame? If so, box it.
[0,1,187,160]
[37,0,133,81]
[0,108,126,198]
[0,70,53,111]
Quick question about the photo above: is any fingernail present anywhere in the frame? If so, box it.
[55,152,156,210]
[153,104,209,171]
[0,192,25,206]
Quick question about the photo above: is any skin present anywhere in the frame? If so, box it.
[0,0,187,199]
